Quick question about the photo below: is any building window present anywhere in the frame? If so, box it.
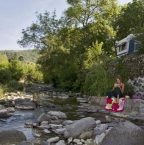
[119,43,126,52]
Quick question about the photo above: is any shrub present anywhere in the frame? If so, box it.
[0,85,3,98]
[7,80,24,91]
[84,63,115,96]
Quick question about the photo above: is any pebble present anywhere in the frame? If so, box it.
[43,129,51,134]
[47,137,60,143]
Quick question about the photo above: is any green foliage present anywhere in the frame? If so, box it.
[84,62,115,96]
[26,64,43,82]
[0,50,39,63]
[0,68,12,84]
[0,85,3,98]
[114,0,144,40]
[9,60,25,81]
[7,80,24,91]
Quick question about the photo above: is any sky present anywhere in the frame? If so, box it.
[0,0,132,50]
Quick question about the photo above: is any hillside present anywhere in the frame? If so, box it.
[0,49,39,63]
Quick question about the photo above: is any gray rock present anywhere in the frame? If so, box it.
[73,139,82,144]
[15,98,30,105]
[54,128,66,135]
[41,121,49,125]
[95,124,108,131]
[49,124,63,129]
[36,113,51,123]
[17,141,31,145]
[0,104,5,110]
[40,141,49,145]
[68,137,73,144]
[96,120,101,125]
[15,101,36,110]
[95,134,105,145]
[43,129,51,134]
[79,131,94,139]
[101,121,144,145]
[48,111,67,119]
[33,133,41,137]
[0,129,26,144]
[47,137,60,143]
[43,102,55,108]
[7,107,15,112]
[64,117,96,138]
[55,140,66,145]
[63,120,73,126]
[50,119,64,125]
[38,124,50,130]
[0,109,13,118]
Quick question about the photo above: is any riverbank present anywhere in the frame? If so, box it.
[0,84,144,145]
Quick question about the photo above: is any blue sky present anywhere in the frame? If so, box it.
[0,0,132,50]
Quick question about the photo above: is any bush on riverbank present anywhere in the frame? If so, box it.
[0,86,3,98]
[84,57,131,96]
[0,54,43,96]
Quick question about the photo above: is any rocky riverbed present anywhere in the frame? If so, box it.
[0,84,144,145]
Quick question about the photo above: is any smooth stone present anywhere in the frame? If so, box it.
[0,109,13,118]
[43,129,51,134]
[47,111,67,119]
[95,135,104,145]
[49,124,63,129]
[63,120,73,126]
[41,121,49,125]
[73,139,81,144]
[7,107,15,112]
[79,131,94,139]
[54,128,66,135]
[24,122,33,128]
[38,124,50,130]
[101,121,144,145]
[55,140,66,145]
[0,129,26,144]
[36,113,51,123]
[15,101,36,110]
[47,137,60,143]
[96,120,101,125]
[33,133,41,137]
[64,117,96,138]
[68,137,73,144]
[50,119,64,125]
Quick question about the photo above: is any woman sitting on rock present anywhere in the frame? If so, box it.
[107,75,125,103]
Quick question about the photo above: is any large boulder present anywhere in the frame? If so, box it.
[64,117,96,138]
[101,121,144,145]
[15,98,27,105]
[0,130,26,144]
[15,102,36,110]
[48,111,67,119]
[36,113,51,123]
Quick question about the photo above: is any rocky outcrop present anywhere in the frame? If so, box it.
[0,130,26,144]
[101,121,144,145]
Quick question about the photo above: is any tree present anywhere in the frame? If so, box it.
[18,0,119,92]
[114,0,144,40]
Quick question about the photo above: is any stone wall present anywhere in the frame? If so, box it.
[109,54,144,96]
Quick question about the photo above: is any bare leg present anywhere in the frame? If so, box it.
[117,95,119,103]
